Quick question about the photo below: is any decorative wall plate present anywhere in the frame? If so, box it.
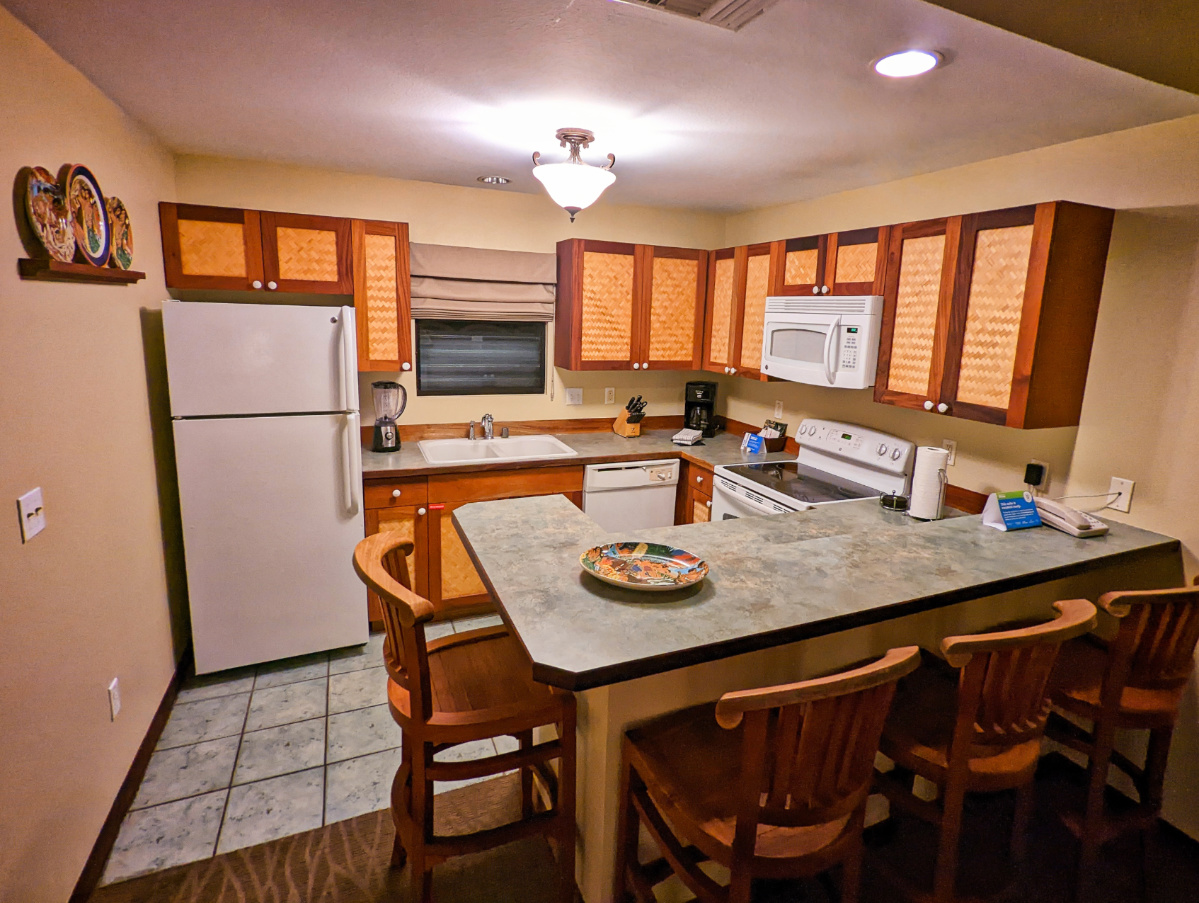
[23,166,75,262]
[580,542,709,592]
[63,164,110,266]
[106,196,134,269]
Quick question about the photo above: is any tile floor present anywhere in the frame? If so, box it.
[101,614,507,887]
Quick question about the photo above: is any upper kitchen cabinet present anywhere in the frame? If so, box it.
[352,220,413,372]
[875,201,1114,429]
[160,203,353,295]
[772,226,889,296]
[555,239,706,371]
[702,243,771,380]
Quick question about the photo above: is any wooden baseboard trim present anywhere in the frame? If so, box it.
[69,656,185,903]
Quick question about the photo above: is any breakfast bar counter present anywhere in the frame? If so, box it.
[454,494,1183,903]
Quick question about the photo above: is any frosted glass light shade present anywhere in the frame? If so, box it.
[532,162,616,215]
[874,49,941,78]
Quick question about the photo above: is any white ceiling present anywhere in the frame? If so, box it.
[7,0,1198,212]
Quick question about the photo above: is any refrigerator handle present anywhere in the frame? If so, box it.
[342,412,363,516]
[339,306,359,412]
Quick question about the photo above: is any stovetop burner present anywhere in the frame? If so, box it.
[722,461,881,505]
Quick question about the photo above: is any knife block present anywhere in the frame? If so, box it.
[612,408,641,438]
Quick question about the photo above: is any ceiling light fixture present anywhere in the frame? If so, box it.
[476,175,511,185]
[873,49,942,78]
[532,128,616,222]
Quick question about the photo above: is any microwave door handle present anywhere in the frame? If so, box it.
[823,316,841,385]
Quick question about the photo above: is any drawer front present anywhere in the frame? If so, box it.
[429,465,584,503]
[364,477,428,509]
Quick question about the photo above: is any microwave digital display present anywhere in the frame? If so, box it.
[846,327,858,333]
[841,433,852,440]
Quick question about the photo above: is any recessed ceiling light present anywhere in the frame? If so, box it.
[873,50,942,78]
[476,175,511,185]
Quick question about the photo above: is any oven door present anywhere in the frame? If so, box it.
[711,476,804,521]
[760,316,840,386]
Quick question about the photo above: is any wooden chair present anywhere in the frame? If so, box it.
[874,598,1097,903]
[1045,584,1199,900]
[353,531,577,903]
[613,646,922,903]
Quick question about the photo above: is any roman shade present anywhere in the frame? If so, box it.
[409,243,557,321]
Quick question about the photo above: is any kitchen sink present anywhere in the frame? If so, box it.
[418,435,578,465]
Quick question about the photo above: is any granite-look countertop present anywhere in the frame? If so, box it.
[362,429,789,478]
[453,494,1180,690]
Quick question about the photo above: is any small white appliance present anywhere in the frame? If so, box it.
[759,295,884,389]
[711,419,913,520]
[583,460,680,531]
[163,301,367,674]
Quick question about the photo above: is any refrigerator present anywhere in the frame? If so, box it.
[163,301,367,674]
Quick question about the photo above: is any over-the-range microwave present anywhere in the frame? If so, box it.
[759,295,883,389]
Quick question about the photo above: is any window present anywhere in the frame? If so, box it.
[415,320,546,396]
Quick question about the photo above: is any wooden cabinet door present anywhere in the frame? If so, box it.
[428,502,491,616]
[364,504,429,623]
[826,226,888,295]
[702,248,737,374]
[734,243,772,379]
[353,220,412,372]
[160,202,264,291]
[874,217,962,412]
[638,246,707,370]
[555,239,638,370]
[260,211,353,294]
[773,234,827,296]
[691,486,713,523]
[675,461,714,524]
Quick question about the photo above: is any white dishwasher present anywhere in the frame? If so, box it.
[582,459,680,531]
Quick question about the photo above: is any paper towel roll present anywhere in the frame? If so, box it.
[908,446,950,520]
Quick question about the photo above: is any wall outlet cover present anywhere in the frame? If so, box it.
[604,387,615,404]
[1109,477,1134,513]
[17,487,46,542]
[942,439,957,466]
[565,388,583,406]
[774,400,784,417]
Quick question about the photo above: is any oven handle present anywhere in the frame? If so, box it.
[823,315,841,385]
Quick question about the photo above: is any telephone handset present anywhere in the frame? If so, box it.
[1034,498,1109,538]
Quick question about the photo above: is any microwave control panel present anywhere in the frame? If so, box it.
[840,326,861,370]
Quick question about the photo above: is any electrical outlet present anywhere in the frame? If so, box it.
[1109,477,1135,513]
[17,487,46,542]
[565,388,583,406]
[774,400,784,418]
[108,678,121,721]
[604,387,615,404]
[942,439,957,466]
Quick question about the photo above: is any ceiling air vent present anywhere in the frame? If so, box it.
[611,0,780,32]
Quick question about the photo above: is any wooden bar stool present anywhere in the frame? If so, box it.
[613,646,922,903]
[1045,584,1199,900]
[873,598,1097,903]
[353,531,577,903]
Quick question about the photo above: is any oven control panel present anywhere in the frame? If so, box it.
[794,418,915,475]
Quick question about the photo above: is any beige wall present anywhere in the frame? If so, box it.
[0,9,180,903]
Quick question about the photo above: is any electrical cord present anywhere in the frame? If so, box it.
[1052,490,1124,512]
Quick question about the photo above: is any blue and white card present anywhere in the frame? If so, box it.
[982,491,1043,532]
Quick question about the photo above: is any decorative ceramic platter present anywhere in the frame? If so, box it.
[64,164,110,266]
[580,542,708,592]
[24,166,75,262]
[106,196,134,269]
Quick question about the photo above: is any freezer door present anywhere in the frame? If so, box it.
[173,413,367,673]
[163,301,359,416]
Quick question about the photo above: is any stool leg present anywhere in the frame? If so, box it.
[933,779,967,903]
[1077,720,1117,902]
[409,744,433,903]
[518,730,535,818]
[1011,780,1035,864]
[613,753,639,903]
[841,825,864,903]
[1142,726,1173,813]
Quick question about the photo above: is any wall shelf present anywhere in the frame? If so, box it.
[18,258,146,284]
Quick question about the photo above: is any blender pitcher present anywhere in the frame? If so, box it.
[371,380,407,452]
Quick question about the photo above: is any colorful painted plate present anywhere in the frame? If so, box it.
[106,196,134,269]
[63,164,110,266]
[580,542,708,592]
[24,166,75,262]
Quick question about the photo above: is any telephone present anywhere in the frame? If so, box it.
[1034,497,1109,538]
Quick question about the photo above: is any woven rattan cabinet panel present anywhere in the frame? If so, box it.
[955,224,1034,409]
[834,241,878,286]
[581,251,635,362]
[887,233,946,396]
[739,251,771,372]
[436,503,489,604]
[364,505,428,622]
[352,220,412,372]
[705,254,736,368]
[160,203,265,291]
[645,248,705,368]
[785,248,819,286]
[178,220,246,277]
[261,211,352,294]
[276,228,339,282]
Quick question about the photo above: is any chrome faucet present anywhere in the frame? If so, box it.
[468,420,476,440]
[482,413,494,440]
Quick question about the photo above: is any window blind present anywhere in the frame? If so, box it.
[409,243,556,321]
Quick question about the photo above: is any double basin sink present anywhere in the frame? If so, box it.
[418,435,578,465]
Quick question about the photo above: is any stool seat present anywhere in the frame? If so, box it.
[1049,634,1184,727]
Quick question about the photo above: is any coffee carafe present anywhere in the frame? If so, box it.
[371,381,407,452]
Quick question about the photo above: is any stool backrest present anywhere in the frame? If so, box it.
[714,646,921,834]
[941,598,1096,753]
[1100,585,1199,692]
[353,531,436,720]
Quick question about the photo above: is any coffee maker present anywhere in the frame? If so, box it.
[684,381,717,438]
[371,380,407,452]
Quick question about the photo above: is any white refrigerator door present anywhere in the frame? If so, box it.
[174,413,367,674]
[163,301,359,416]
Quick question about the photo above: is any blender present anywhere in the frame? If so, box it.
[371,380,407,452]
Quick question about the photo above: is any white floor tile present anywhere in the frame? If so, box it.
[254,652,329,689]
[157,693,249,750]
[326,704,402,763]
[245,677,327,731]
[101,790,226,885]
[233,718,325,785]
[132,735,239,809]
[328,666,388,714]
[217,768,324,854]
[328,633,386,675]
[324,747,404,824]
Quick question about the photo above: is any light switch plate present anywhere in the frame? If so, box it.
[108,677,121,720]
[17,487,46,542]
[565,388,583,406]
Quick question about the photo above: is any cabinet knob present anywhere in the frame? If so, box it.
[706,500,712,508]
[696,475,704,483]
[401,362,411,371]
[633,363,640,370]
[643,361,649,369]
[417,507,426,516]
[730,367,737,375]
[812,286,820,295]
[267,280,278,290]
[251,280,263,289]
[923,400,934,411]
[392,489,402,499]
[821,285,830,294]
[937,402,950,414]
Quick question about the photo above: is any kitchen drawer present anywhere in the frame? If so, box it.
[364,477,428,509]
[429,465,584,503]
